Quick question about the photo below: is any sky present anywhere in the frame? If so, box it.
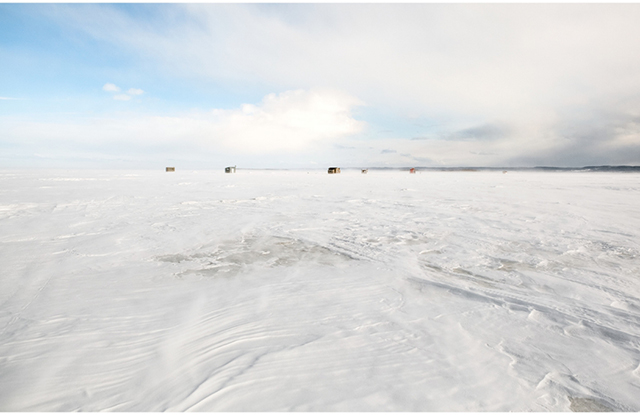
[2,3,640,169]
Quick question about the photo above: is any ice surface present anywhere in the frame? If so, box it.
[1,169,639,411]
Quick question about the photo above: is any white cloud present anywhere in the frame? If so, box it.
[102,83,120,92]
[210,89,364,153]
[82,4,639,116]
[0,89,365,160]
[70,7,640,112]
[127,88,144,95]
[103,83,143,99]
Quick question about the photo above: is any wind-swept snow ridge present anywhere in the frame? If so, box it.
[0,169,639,411]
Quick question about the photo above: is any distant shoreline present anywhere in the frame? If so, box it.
[2,165,639,172]
[240,165,640,173]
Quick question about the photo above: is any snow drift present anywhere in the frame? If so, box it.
[1,169,639,411]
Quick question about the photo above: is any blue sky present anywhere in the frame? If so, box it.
[2,3,640,169]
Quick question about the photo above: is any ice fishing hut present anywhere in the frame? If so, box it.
[409,168,416,174]
[166,167,175,172]
[328,167,341,174]
[361,169,368,174]
[225,166,236,173]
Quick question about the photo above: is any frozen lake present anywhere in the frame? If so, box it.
[1,168,639,411]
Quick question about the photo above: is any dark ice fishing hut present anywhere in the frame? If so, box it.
[225,166,236,173]
[328,167,341,174]
[166,167,175,172]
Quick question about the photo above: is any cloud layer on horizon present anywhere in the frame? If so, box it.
[0,89,365,167]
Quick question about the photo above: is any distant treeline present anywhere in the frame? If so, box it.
[239,166,640,172]
[534,165,640,172]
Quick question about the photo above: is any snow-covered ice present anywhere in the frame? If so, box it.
[1,168,639,411]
